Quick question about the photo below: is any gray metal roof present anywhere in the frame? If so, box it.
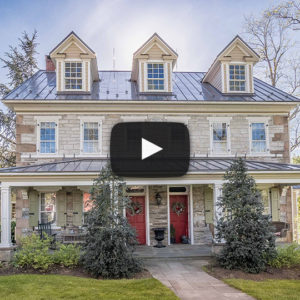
[1,158,300,174]
[3,70,299,102]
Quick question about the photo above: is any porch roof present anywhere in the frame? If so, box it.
[1,158,300,174]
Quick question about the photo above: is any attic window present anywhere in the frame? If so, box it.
[65,62,82,90]
[229,65,246,92]
[147,63,164,91]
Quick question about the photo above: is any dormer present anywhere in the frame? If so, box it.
[49,31,99,94]
[131,33,178,93]
[203,35,260,94]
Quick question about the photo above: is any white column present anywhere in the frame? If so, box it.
[189,185,194,245]
[0,184,12,248]
[213,183,223,243]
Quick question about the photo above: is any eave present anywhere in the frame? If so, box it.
[2,100,297,114]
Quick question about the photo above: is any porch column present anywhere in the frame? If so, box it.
[0,184,12,248]
[213,183,223,243]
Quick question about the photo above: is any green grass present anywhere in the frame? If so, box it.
[225,279,300,300]
[0,274,178,300]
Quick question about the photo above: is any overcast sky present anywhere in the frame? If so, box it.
[0,0,280,86]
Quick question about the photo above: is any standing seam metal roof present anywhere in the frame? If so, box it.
[1,158,300,173]
[3,70,299,102]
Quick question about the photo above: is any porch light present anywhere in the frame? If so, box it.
[155,193,162,206]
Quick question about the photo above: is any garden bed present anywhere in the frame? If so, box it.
[0,263,151,279]
[204,263,300,281]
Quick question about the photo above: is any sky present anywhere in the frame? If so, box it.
[0,0,280,86]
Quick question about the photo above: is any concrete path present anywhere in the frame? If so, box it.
[145,259,254,300]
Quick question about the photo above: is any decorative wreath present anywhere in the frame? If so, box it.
[128,201,143,216]
[172,201,186,216]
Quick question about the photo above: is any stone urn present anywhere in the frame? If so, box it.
[153,227,166,248]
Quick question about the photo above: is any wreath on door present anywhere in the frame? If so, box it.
[128,201,143,216]
[172,201,186,216]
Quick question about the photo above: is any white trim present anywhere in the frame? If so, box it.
[164,116,190,125]
[167,184,170,245]
[144,61,168,93]
[226,62,250,94]
[79,118,102,155]
[189,185,194,245]
[63,60,85,92]
[143,41,169,56]
[60,40,87,55]
[120,115,148,122]
[146,186,150,246]
[247,117,271,155]
[208,117,232,156]
[0,186,12,248]
[35,116,61,156]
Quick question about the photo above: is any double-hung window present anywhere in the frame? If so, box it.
[65,62,82,90]
[40,192,56,224]
[147,63,164,91]
[251,122,267,153]
[40,122,56,154]
[82,122,100,153]
[212,122,229,154]
[229,64,246,92]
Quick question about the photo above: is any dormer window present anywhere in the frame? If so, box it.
[229,64,246,92]
[147,63,164,91]
[65,62,82,90]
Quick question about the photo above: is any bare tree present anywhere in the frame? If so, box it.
[244,12,293,87]
[270,1,300,27]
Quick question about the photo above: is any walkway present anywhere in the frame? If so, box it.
[145,259,254,300]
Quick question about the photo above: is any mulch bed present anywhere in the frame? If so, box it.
[0,263,151,280]
[204,263,300,281]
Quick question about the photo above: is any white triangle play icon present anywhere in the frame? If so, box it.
[141,138,163,160]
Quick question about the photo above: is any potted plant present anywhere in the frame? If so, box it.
[170,224,176,244]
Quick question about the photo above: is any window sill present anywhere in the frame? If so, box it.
[56,91,91,95]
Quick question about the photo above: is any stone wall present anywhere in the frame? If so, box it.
[15,188,31,243]
[192,185,212,245]
[16,113,289,165]
[279,186,293,242]
[148,185,168,246]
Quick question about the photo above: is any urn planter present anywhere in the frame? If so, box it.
[153,227,166,248]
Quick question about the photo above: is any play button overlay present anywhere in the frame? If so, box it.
[142,138,163,160]
[110,122,190,177]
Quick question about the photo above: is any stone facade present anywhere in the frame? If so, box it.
[148,185,168,245]
[192,185,212,245]
[16,114,289,166]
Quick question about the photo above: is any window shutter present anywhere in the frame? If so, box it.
[271,188,280,221]
[29,190,39,227]
[72,191,83,226]
[56,190,66,227]
[204,187,214,224]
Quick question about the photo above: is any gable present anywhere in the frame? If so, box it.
[50,32,96,59]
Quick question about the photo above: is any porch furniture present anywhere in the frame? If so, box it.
[271,221,290,238]
[38,222,57,247]
[61,226,86,244]
[153,227,166,248]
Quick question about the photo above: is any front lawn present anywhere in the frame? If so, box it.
[225,279,300,300]
[0,274,178,300]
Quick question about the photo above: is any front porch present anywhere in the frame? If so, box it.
[0,158,299,260]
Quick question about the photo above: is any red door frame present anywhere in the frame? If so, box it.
[169,193,189,244]
[126,195,146,245]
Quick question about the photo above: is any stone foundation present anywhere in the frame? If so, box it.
[0,246,17,262]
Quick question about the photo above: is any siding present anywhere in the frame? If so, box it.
[147,44,163,60]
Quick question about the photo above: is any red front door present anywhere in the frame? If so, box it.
[170,195,189,243]
[126,196,146,245]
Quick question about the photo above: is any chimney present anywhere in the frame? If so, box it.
[45,55,55,71]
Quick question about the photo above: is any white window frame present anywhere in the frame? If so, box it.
[226,62,250,93]
[208,117,232,156]
[144,60,167,92]
[79,117,103,156]
[64,60,83,91]
[39,192,57,225]
[35,116,60,156]
[247,117,270,156]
